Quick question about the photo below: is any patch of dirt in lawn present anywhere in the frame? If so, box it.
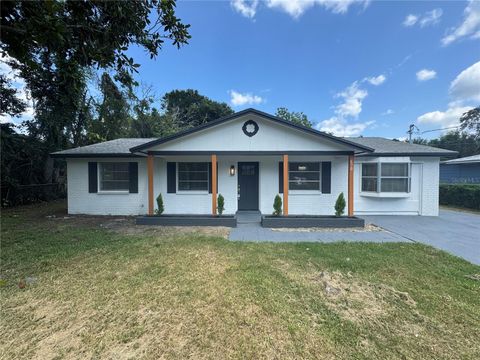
[309,271,417,323]
[275,263,418,325]
[272,224,382,232]
[44,214,231,239]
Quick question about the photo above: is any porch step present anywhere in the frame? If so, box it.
[236,211,262,224]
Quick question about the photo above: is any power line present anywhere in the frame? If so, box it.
[420,125,461,134]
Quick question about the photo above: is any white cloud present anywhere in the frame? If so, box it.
[316,78,379,137]
[228,90,264,106]
[231,0,259,19]
[449,60,480,103]
[334,81,368,118]
[419,8,443,27]
[364,74,386,86]
[417,106,471,129]
[233,0,371,19]
[317,117,374,137]
[0,55,34,124]
[416,69,437,81]
[382,109,394,116]
[403,8,442,28]
[403,14,418,27]
[442,0,480,46]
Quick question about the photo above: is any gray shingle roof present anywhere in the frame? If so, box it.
[443,154,480,164]
[51,138,156,157]
[347,137,457,157]
[51,136,457,158]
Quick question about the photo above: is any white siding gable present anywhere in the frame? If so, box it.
[148,113,351,152]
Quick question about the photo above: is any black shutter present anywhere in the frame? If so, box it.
[208,163,212,193]
[321,162,331,194]
[129,162,138,193]
[88,162,98,193]
[167,162,176,193]
[208,162,219,194]
[278,161,283,193]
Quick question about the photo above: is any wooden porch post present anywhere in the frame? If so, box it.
[147,153,154,215]
[283,154,289,216]
[211,154,217,215]
[348,155,354,217]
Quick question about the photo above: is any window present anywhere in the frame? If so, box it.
[99,163,129,191]
[361,163,378,192]
[178,162,209,191]
[361,163,410,193]
[381,163,409,192]
[289,162,320,190]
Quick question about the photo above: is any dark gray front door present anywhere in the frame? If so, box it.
[238,162,259,211]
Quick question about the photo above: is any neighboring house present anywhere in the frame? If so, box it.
[440,154,480,184]
[51,109,456,217]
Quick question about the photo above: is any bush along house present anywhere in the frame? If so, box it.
[51,109,456,226]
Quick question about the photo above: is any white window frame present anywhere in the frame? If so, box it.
[97,162,130,194]
[288,162,322,193]
[361,162,411,194]
[176,162,210,194]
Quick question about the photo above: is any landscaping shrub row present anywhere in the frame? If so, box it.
[439,184,480,210]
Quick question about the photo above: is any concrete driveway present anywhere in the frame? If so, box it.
[362,209,480,265]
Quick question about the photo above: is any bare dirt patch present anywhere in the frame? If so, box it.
[310,271,417,323]
[271,224,381,233]
[46,214,231,239]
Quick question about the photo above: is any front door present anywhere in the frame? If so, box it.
[237,162,259,211]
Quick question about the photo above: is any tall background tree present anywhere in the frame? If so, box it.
[413,107,480,159]
[275,107,313,128]
[460,106,480,138]
[161,89,233,129]
[0,0,190,206]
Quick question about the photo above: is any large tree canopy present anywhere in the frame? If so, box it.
[0,0,191,187]
[1,0,190,87]
[161,89,234,128]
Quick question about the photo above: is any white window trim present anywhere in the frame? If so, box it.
[97,162,130,194]
[360,161,411,197]
[288,161,322,192]
[176,162,210,193]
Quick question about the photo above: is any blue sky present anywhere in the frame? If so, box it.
[2,0,479,140]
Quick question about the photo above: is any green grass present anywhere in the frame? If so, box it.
[1,201,479,359]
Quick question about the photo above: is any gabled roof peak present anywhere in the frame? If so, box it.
[130,108,374,153]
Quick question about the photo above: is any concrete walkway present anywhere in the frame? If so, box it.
[230,209,480,265]
[362,209,480,265]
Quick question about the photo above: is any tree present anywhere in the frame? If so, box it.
[1,1,190,88]
[0,74,26,117]
[1,123,50,206]
[275,107,313,128]
[413,131,480,158]
[89,73,131,143]
[1,1,190,181]
[460,107,480,137]
[161,89,233,129]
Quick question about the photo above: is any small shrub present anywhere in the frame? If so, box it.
[439,184,480,210]
[273,194,282,216]
[155,193,164,215]
[334,192,346,216]
[217,194,225,215]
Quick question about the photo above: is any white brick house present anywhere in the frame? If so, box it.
[52,109,455,217]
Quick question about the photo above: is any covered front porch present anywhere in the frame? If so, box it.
[142,151,356,219]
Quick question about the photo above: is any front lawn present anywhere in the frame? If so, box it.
[1,201,479,359]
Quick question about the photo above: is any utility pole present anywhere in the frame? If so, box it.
[407,124,419,144]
